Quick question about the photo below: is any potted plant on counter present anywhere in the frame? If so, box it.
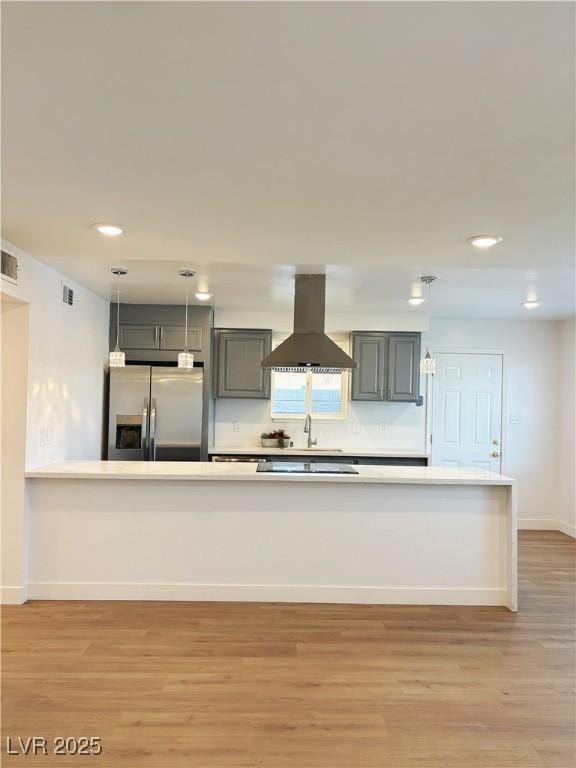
[261,430,291,448]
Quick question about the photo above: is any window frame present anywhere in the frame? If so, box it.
[270,368,350,421]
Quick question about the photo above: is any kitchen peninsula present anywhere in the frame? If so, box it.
[25,462,517,610]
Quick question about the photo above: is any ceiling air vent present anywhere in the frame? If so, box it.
[61,283,75,307]
[1,250,18,284]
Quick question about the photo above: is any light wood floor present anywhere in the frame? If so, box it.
[1,531,574,767]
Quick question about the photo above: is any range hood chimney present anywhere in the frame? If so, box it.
[260,274,356,373]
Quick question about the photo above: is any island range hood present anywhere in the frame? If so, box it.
[260,274,357,373]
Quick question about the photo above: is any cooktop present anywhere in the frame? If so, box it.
[257,461,358,475]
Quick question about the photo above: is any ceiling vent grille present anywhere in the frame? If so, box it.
[61,283,75,307]
[1,250,18,284]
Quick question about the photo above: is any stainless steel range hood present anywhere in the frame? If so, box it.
[260,274,357,373]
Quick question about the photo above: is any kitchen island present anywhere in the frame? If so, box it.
[25,462,517,610]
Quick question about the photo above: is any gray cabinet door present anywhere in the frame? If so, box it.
[119,324,160,350]
[387,334,421,402]
[216,330,272,398]
[351,333,385,400]
[160,326,203,351]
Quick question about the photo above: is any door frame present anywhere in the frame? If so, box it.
[428,348,507,474]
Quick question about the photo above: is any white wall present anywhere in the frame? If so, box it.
[1,240,109,468]
[215,396,427,453]
[557,317,575,536]
[215,309,429,334]
[1,298,30,602]
[1,240,109,603]
[213,311,572,528]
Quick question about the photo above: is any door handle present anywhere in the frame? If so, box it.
[150,398,157,461]
[142,398,149,459]
[491,451,501,458]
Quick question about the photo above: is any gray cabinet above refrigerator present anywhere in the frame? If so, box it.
[109,304,212,363]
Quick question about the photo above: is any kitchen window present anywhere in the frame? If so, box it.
[271,369,348,420]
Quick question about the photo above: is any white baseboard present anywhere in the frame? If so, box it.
[518,519,576,537]
[518,518,558,530]
[28,581,508,606]
[1,585,29,605]
[558,520,576,538]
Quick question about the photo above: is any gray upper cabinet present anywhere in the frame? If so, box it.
[215,329,272,399]
[119,324,160,350]
[160,326,203,352]
[387,334,421,402]
[351,333,385,401]
[111,305,213,364]
[351,331,421,403]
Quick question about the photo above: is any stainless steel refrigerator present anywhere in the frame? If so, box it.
[107,366,204,461]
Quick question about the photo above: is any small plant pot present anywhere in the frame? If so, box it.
[261,438,280,448]
[280,438,291,449]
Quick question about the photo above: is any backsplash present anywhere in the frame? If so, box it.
[213,397,427,452]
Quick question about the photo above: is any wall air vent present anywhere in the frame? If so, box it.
[1,250,18,284]
[62,283,75,307]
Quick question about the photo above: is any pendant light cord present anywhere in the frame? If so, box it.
[115,286,121,350]
[184,280,189,352]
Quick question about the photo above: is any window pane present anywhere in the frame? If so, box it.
[272,371,307,416]
[311,373,343,415]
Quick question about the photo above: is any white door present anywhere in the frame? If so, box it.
[431,353,503,472]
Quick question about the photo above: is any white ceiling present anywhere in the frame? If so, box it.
[2,1,574,318]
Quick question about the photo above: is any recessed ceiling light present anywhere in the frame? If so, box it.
[408,297,426,306]
[195,291,212,301]
[467,235,503,249]
[522,300,540,309]
[93,223,124,237]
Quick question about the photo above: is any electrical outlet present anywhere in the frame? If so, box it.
[510,412,521,425]
[350,422,360,434]
[233,422,241,433]
[378,422,386,434]
[39,428,46,447]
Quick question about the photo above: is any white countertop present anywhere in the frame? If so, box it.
[26,461,514,486]
[209,447,430,458]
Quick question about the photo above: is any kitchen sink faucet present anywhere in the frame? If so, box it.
[304,414,317,449]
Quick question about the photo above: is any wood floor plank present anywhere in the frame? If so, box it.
[1,531,574,767]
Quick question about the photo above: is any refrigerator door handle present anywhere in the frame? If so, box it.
[142,397,149,459]
[149,398,157,461]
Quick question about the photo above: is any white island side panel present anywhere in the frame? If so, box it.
[27,478,516,609]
